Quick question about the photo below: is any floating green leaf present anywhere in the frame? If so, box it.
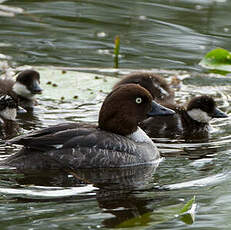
[37,67,118,101]
[116,196,197,228]
[179,196,196,214]
[179,213,194,225]
[178,196,196,225]
[199,48,231,73]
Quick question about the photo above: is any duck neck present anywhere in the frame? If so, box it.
[126,126,154,144]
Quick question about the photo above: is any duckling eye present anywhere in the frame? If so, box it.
[136,97,142,104]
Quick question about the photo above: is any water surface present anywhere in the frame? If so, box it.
[0,0,231,229]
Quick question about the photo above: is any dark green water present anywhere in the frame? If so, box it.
[1,0,231,229]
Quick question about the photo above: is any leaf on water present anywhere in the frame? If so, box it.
[37,67,118,101]
[179,213,194,225]
[116,197,197,228]
[199,48,231,73]
[179,196,196,214]
[178,196,197,225]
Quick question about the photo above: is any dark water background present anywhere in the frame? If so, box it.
[1,0,231,229]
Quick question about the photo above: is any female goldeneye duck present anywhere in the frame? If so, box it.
[2,84,175,170]
[140,95,228,140]
[0,69,42,109]
[113,72,175,104]
[0,94,22,139]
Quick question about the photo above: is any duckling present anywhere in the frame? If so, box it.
[113,72,228,140]
[0,69,42,110]
[140,95,228,140]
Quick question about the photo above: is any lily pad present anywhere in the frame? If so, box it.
[37,67,118,101]
[199,48,231,73]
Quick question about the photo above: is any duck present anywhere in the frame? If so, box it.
[0,94,22,139]
[113,72,228,140]
[0,69,42,110]
[113,72,175,104]
[1,84,175,171]
[140,95,228,140]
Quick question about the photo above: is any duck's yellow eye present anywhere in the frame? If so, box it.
[136,97,142,104]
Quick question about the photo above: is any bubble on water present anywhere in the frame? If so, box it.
[97,49,110,55]
[199,45,206,50]
[195,5,203,10]
[97,32,106,38]
[139,15,147,20]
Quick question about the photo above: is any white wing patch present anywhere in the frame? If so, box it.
[187,109,212,123]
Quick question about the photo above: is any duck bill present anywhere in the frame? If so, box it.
[212,108,228,118]
[147,101,175,117]
[31,81,43,94]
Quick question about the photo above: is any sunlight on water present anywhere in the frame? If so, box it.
[0,185,97,198]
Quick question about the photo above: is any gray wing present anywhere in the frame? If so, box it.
[9,121,137,153]
[4,128,142,170]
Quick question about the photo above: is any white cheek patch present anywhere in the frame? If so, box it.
[0,108,17,120]
[13,82,34,99]
[187,109,212,123]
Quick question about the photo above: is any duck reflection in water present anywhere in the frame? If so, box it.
[16,162,163,228]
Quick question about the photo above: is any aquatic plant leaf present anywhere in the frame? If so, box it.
[117,198,197,228]
[179,196,196,214]
[178,196,196,225]
[37,67,118,101]
[199,48,231,73]
[179,213,194,225]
